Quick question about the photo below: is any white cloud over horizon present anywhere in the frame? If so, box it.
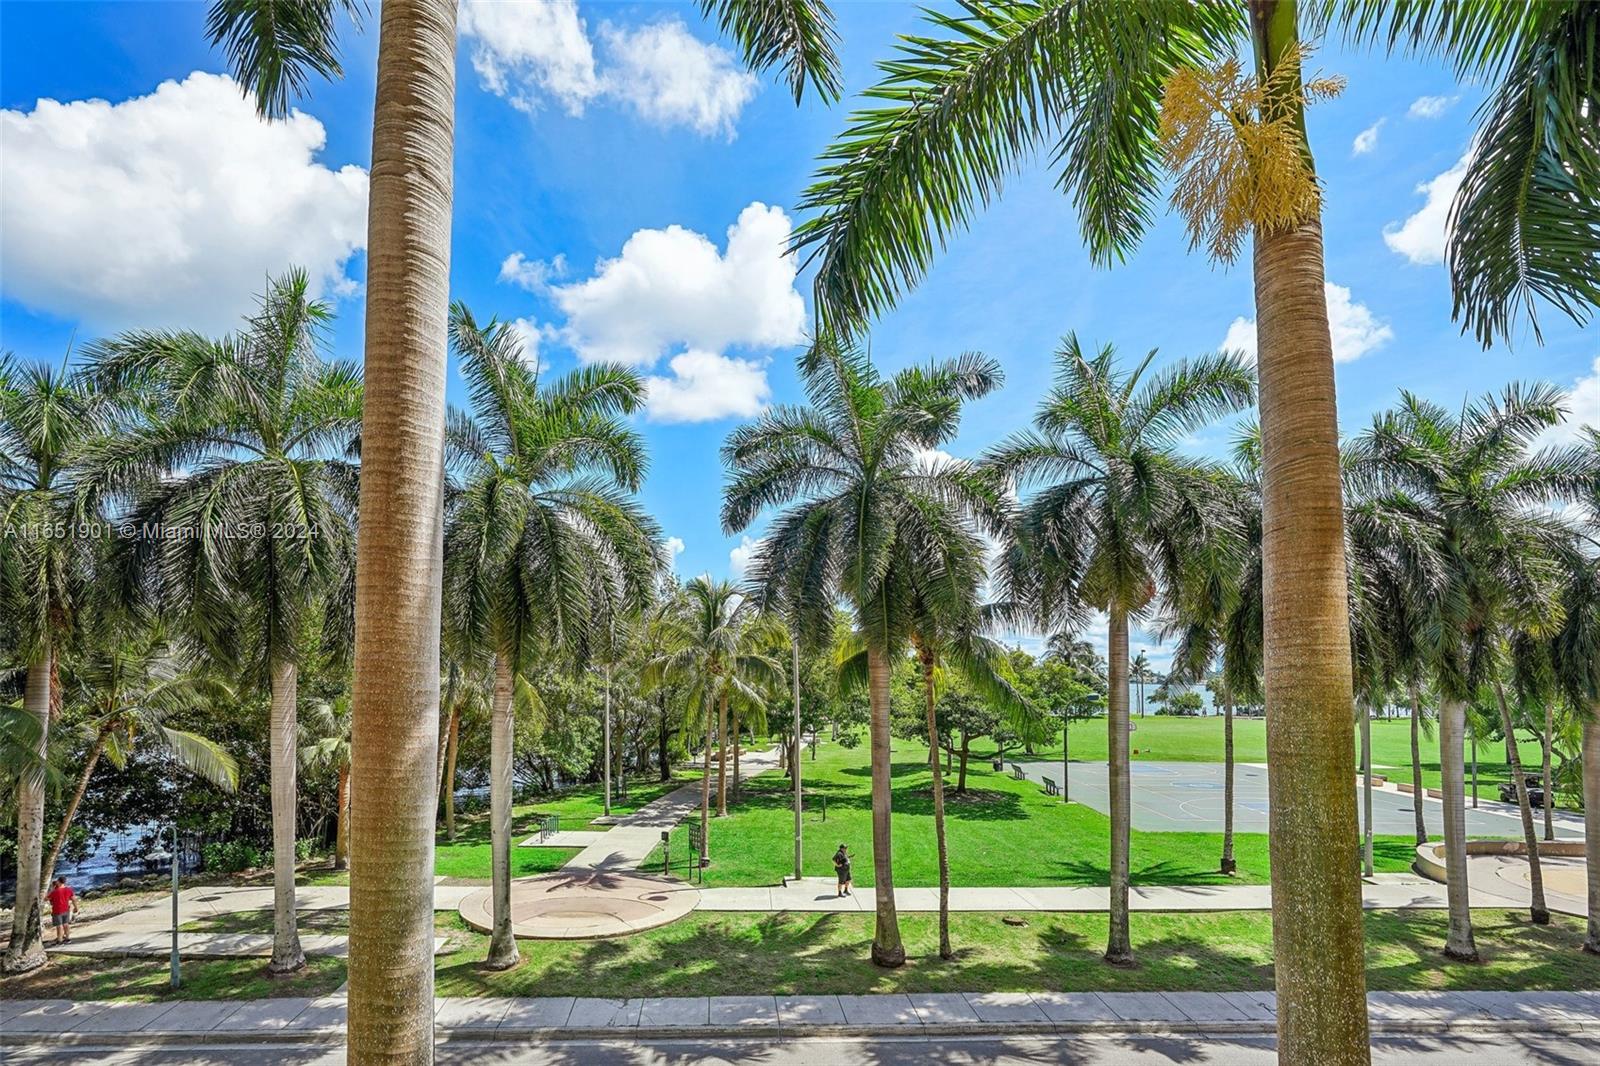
[0,72,367,334]
[459,1,757,137]
[499,252,566,292]
[1384,155,1468,265]
[1218,283,1393,366]
[1540,355,1600,447]
[729,534,760,579]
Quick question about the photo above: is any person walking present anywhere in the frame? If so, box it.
[46,876,78,945]
[832,843,852,898]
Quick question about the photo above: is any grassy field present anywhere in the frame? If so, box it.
[10,909,1593,1001]
[638,739,1415,887]
[426,772,696,881]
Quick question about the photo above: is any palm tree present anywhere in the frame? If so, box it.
[0,354,103,973]
[43,637,238,888]
[301,694,353,870]
[791,3,1597,1053]
[443,304,659,969]
[1167,425,1265,878]
[652,577,783,866]
[986,337,1253,962]
[724,338,1006,967]
[86,272,359,974]
[1131,651,1150,718]
[205,0,842,1043]
[1349,385,1589,946]
[1549,440,1598,952]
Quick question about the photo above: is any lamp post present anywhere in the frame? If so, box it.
[148,826,180,988]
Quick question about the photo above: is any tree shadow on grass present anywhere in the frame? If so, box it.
[1052,858,1241,887]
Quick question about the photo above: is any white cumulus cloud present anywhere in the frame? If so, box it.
[498,252,566,292]
[458,0,601,115]
[1352,118,1385,155]
[0,71,367,334]
[459,3,757,136]
[1407,95,1458,119]
[1540,356,1600,446]
[645,350,771,423]
[1383,155,1468,265]
[664,536,686,557]
[554,202,805,366]
[729,535,761,579]
[600,20,758,139]
[1217,283,1393,366]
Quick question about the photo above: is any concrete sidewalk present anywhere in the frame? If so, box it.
[696,872,1585,916]
[50,882,476,959]
[5,990,1597,1046]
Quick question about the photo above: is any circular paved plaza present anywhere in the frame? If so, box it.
[457,869,700,940]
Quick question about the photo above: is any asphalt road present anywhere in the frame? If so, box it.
[1017,759,1585,839]
[8,1034,1600,1065]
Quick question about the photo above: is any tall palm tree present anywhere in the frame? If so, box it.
[1349,385,1588,946]
[1167,426,1265,877]
[1550,439,1598,952]
[651,576,784,865]
[1,355,104,973]
[86,272,359,974]
[43,637,238,888]
[985,337,1253,962]
[724,338,1006,966]
[791,2,1597,1054]
[443,304,659,969]
[205,0,841,1048]
[301,693,353,870]
[1130,651,1150,718]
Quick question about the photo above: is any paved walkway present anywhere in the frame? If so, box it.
[455,746,782,938]
[696,870,1587,916]
[49,882,474,959]
[5,990,1597,1045]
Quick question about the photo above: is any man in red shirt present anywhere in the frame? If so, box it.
[46,876,78,945]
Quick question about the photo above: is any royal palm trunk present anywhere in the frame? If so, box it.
[268,657,305,973]
[1251,3,1370,1058]
[716,692,729,816]
[1221,696,1236,874]
[2,655,51,974]
[1360,702,1374,877]
[1493,682,1548,924]
[443,707,461,842]
[1439,697,1478,959]
[334,765,351,870]
[486,653,520,968]
[921,653,952,959]
[346,1,455,1057]
[698,692,712,865]
[1542,702,1554,841]
[1409,684,1427,844]
[1105,606,1132,963]
[866,642,904,966]
[1583,715,1599,954]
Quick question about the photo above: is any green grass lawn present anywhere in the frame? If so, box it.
[13,908,1591,1002]
[639,739,1415,888]
[424,772,695,880]
[993,715,1545,796]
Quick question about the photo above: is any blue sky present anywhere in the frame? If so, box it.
[3,1,1595,671]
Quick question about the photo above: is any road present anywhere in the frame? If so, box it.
[8,1034,1600,1065]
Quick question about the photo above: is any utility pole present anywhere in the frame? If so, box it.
[603,620,613,817]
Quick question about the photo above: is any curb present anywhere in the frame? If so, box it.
[7,1015,1595,1048]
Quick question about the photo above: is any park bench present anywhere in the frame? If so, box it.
[1010,763,1026,780]
[1042,777,1059,797]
